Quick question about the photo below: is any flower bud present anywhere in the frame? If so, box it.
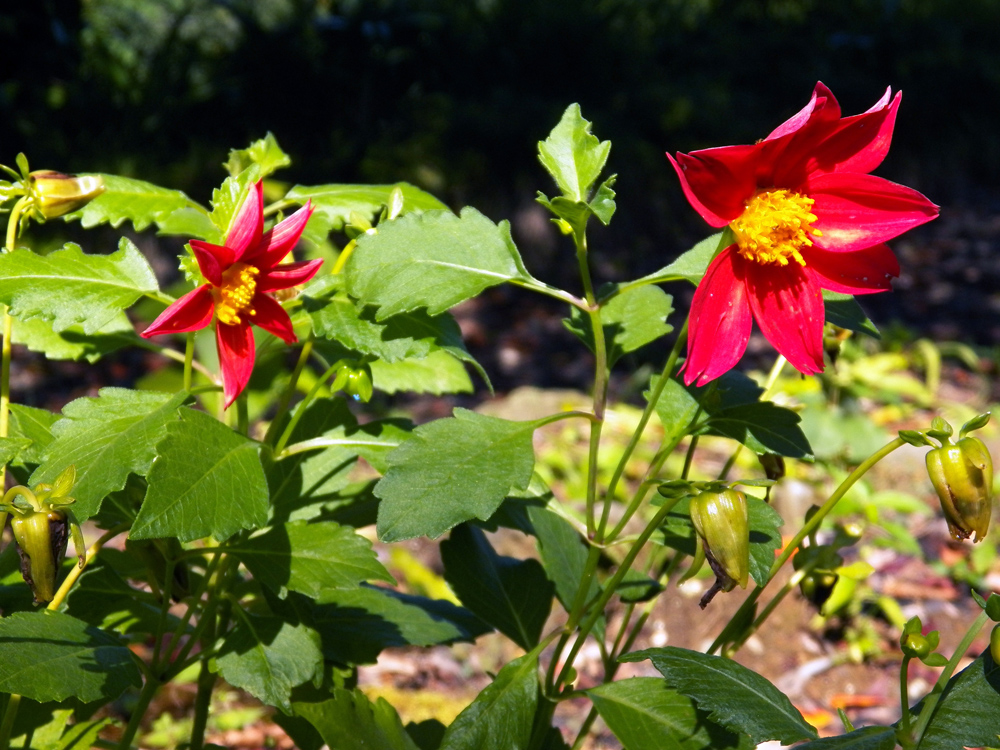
[27,170,105,219]
[689,489,749,607]
[991,624,1000,666]
[926,436,993,542]
[331,361,373,402]
[11,510,69,603]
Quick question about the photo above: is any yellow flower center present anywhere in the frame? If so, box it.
[729,189,822,266]
[214,262,259,326]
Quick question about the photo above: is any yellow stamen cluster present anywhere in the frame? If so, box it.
[214,262,259,325]
[729,188,822,266]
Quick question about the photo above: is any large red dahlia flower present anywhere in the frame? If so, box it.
[668,82,939,386]
[141,180,322,407]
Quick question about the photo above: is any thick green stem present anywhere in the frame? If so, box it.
[0,196,29,493]
[116,675,160,750]
[0,694,21,750]
[263,335,314,447]
[899,655,913,740]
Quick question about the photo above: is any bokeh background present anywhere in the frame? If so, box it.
[3,0,999,391]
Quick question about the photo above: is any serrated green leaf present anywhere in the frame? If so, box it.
[0,238,158,333]
[62,174,207,233]
[621,647,817,744]
[345,208,531,319]
[625,232,727,289]
[226,133,291,178]
[131,408,269,541]
[537,104,610,202]
[590,175,617,225]
[441,524,552,650]
[823,291,880,338]
[30,388,188,522]
[0,610,140,703]
[912,649,1000,750]
[525,505,598,615]
[227,520,393,598]
[286,183,447,234]
[588,677,752,750]
[794,726,897,750]
[371,350,474,395]
[6,404,59,466]
[0,437,31,466]
[439,652,539,750]
[375,409,540,541]
[746,497,784,585]
[565,285,673,367]
[305,586,490,664]
[13,312,134,363]
[216,611,323,711]
[293,689,420,750]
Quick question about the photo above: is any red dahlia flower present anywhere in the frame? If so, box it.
[668,82,939,386]
[141,180,322,407]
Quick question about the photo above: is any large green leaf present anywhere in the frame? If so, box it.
[621,647,817,744]
[12,312,134,363]
[131,408,269,541]
[565,285,673,367]
[796,727,897,749]
[912,649,1000,750]
[441,524,552,650]
[0,238,158,333]
[225,133,291,178]
[345,208,531,319]
[286,182,447,233]
[588,677,752,750]
[439,652,539,750]
[0,610,140,703]
[375,409,540,541]
[6,404,59,466]
[371,350,474,395]
[62,173,207,233]
[66,562,181,636]
[537,104,610,202]
[228,520,393,598]
[216,611,323,711]
[31,388,189,522]
[293,689,420,750]
[745,497,784,585]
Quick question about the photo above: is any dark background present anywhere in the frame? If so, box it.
[3,0,999,392]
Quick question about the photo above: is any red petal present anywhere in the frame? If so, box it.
[681,247,753,386]
[809,173,939,252]
[251,293,297,344]
[216,321,256,408]
[257,259,324,293]
[247,202,315,268]
[765,81,841,141]
[227,180,265,262]
[189,241,231,285]
[667,147,761,227]
[804,243,899,295]
[141,285,214,337]
[745,261,825,376]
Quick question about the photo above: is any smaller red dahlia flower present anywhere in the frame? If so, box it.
[141,180,322,407]
[668,82,939,386]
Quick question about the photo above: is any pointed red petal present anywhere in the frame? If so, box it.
[809,173,939,252]
[256,259,324,293]
[745,261,825,376]
[248,202,315,268]
[667,147,761,227]
[216,321,256,408]
[251,293,297,344]
[227,180,264,262]
[141,285,215,337]
[681,247,753,386]
[805,243,899,295]
[189,241,231,285]
[765,81,841,141]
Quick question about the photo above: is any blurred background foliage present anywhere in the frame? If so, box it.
[2,0,998,340]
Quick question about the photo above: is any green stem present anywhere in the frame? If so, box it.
[0,694,21,750]
[236,392,248,436]
[263,335,314,447]
[570,708,600,750]
[510,277,589,311]
[46,523,129,612]
[183,332,195,392]
[188,623,218,750]
[0,196,29,494]
[274,359,345,454]
[899,655,913,740]
[116,675,160,750]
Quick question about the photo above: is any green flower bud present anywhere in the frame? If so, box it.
[926,436,993,542]
[689,489,750,607]
[11,509,69,603]
[331,361,373,402]
[991,624,1000,666]
[902,632,932,659]
[27,170,104,220]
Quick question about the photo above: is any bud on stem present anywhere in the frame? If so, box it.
[926,436,993,542]
[689,489,750,608]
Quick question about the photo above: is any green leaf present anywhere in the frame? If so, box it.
[31,388,188,522]
[52,717,116,750]
[0,437,31,467]
[209,166,262,238]
[912,649,1000,750]
[345,208,531,319]
[590,175,617,224]
[227,520,393,598]
[565,285,673,367]
[225,133,291,178]
[441,524,553,650]
[823,291,880,338]
[62,174,208,233]
[371,350,474,395]
[439,652,539,750]
[795,726,897,749]
[0,238,158,333]
[538,104,610,202]
[0,610,140,703]
[216,611,323,711]
[626,231,728,291]
[588,677,752,750]
[525,505,597,615]
[746,496,784,586]
[306,586,490,664]
[375,409,540,541]
[12,312,134,363]
[621,647,817,744]
[6,404,59,466]
[131,408,269,541]
[293,689,420,750]
[66,561,181,636]
[286,182,447,233]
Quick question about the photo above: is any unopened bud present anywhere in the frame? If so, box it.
[11,510,69,603]
[28,170,105,219]
[689,489,749,607]
[926,436,993,542]
[991,624,1000,666]
[331,361,373,402]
